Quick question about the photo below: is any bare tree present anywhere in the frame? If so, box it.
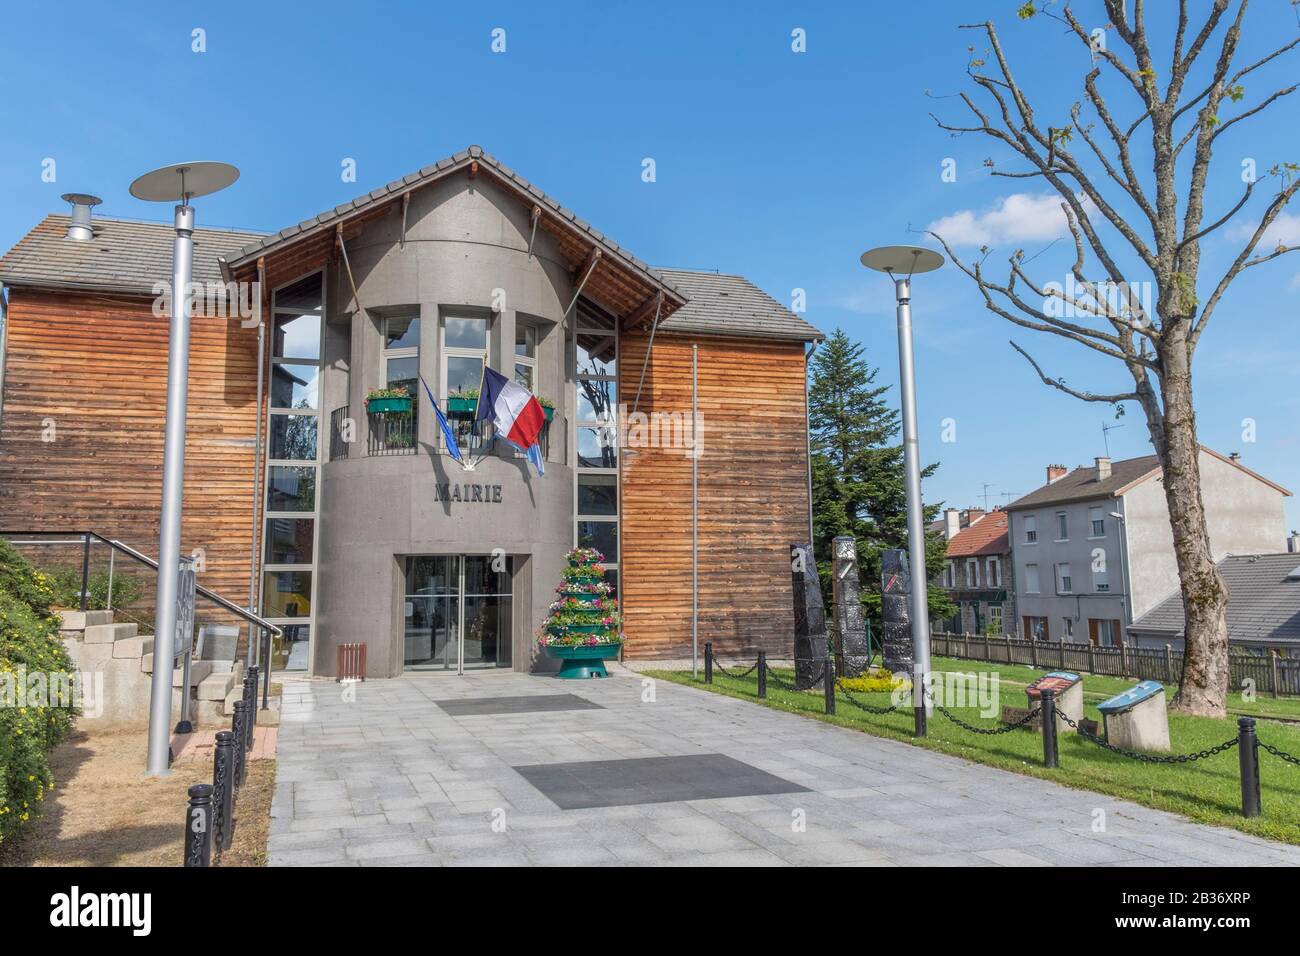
[929,0,1299,716]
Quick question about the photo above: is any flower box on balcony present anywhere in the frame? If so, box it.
[367,396,411,414]
[542,405,554,422]
[447,395,478,416]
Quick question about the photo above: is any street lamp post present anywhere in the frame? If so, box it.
[860,245,945,737]
[129,162,239,776]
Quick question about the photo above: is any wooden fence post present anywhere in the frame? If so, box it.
[1087,642,1095,675]
[1164,644,1173,684]
[1271,652,1281,700]
[1120,641,1129,679]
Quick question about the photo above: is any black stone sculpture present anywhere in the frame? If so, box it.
[832,536,870,677]
[880,548,914,676]
[790,542,829,690]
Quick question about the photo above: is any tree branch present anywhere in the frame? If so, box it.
[1009,340,1139,404]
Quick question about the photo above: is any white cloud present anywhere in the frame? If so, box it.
[927,192,1078,247]
[1227,211,1300,248]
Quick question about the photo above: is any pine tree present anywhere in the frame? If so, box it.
[808,329,954,625]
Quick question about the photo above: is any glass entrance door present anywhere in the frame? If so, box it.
[404,555,512,670]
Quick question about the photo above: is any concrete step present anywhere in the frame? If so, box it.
[197,670,238,702]
[84,622,138,644]
[113,635,154,659]
[59,609,114,631]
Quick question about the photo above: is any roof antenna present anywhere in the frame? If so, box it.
[1102,420,1125,457]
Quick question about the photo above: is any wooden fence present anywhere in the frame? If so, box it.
[929,632,1300,699]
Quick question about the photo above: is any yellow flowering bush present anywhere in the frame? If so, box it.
[838,669,908,694]
[0,538,77,845]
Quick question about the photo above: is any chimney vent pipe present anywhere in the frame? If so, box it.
[61,193,102,241]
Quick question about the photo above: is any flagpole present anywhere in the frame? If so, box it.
[691,343,699,679]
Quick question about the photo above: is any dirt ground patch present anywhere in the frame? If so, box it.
[0,727,275,867]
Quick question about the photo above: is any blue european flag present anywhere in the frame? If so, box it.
[420,376,463,463]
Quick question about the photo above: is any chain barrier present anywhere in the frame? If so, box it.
[763,660,825,691]
[923,689,1039,735]
[711,658,759,679]
[1260,740,1300,767]
[1055,709,1239,764]
[835,679,910,715]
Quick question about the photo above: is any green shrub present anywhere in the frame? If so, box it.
[40,565,142,611]
[0,539,77,846]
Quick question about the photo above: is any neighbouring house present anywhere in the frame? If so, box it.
[0,145,823,677]
[1129,553,1300,657]
[1005,450,1290,646]
[934,507,1016,636]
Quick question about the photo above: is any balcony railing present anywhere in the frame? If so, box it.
[368,406,418,456]
[328,402,551,461]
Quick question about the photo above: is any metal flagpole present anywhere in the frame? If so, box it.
[691,344,699,679]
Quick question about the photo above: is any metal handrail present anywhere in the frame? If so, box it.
[0,529,283,639]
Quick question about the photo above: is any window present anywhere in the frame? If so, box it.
[1062,617,1075,639]
[1055,512,1069,541]
[1024,616,1049,641]
[944,561,955,588]
[1025,563,1040,594]
[514,323,537,391]
[1094,619,1119,646]
[1089,506,1105,538]
[986,557,1001,588]
[1024,514,1037,544]
[442,314,488,396]
[965,558,979,588]
[575,301,619,594]
[383,313,420,396]
[1055,562,1072,594]
[1093,563,1110,592]
[988,604,1003,633]
[263,271,323,672]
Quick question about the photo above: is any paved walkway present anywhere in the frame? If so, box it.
[268,670,1300,866]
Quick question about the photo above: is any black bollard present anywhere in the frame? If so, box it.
[184,784,213,867]
[232,701,248,788]
[1238,717,1261,818]
[757,651,767,699]
[242,672,257,751]
[1041,688,1059,768]
[704,642,713,684]
[214,730,236,852]
[823,655,835,715]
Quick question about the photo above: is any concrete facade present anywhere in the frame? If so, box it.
[1009,450,1289,645]
[315,175,578,677]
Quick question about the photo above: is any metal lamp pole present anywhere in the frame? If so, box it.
[130,162,239,776]
[861,246,945,736]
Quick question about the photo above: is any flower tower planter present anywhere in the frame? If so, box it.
[537,547,621,678]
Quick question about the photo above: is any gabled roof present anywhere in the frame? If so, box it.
[0,214,264,295]
[653,269,823,342]
[1129,553,1300,645]
[1007,447,1290,511]
[946,511,1010,558]
[221,145,687,319]
[1006,454,1160,510]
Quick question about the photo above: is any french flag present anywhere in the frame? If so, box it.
[476,366,547,474]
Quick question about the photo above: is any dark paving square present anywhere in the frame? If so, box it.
[433,694,604,717]
[513,753,810,809]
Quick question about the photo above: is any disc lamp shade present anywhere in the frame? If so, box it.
[859,245,945,276]
[129,161,239,203]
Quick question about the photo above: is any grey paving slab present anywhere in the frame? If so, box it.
[433,693,604,717]
[514,753,809,809]
[267,669,1300,867]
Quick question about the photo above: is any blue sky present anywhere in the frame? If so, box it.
[2,0,1298,529]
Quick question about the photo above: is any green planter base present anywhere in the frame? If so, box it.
[543,642,621,679]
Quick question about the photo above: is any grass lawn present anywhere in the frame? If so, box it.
[927,655,1300,721]
[647,656,1300,846]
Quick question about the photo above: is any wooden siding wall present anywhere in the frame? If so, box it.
[0,289,260,620]
[619,332,810,659]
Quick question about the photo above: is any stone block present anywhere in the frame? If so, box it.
[197,670,237,702]
[58,609,113,631]
[113,636,154,659]
[84,622,138,644]
[78,642,117,666]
